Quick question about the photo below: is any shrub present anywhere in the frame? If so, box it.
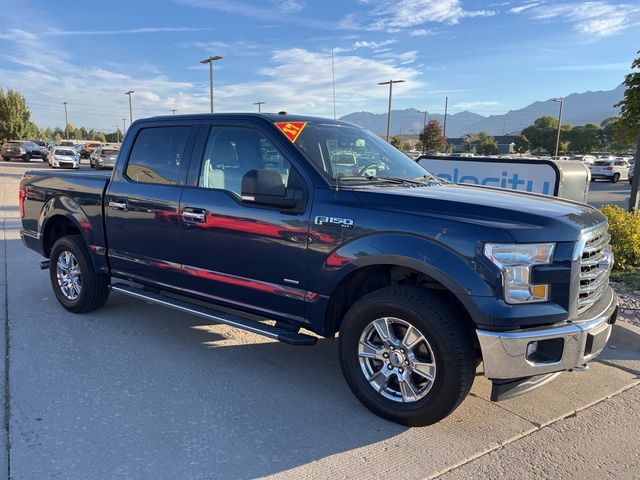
[600,205,640,270]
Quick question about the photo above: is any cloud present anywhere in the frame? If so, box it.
[211,48,424,116]
[541,62,631,71]
[453,100,500,109]
[364,0,496,31]
[409,28,436,36]
[41,27,211,36]
[509,2,543,14]
[272,0,305,13]
[510,1,640,37]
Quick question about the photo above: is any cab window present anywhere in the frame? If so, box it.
[125,126,190,185]
[198,126,301,196]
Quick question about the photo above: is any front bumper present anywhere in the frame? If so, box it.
[477,286,617,381]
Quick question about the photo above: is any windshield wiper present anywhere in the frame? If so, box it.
[336,175,423,185]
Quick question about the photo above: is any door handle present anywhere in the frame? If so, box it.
[182,209,207,223]
[108,200,127,210]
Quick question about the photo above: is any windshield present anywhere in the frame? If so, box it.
[292,123,431,184]
[56,149,76,156]
[593,161,612,166]
[101,149,119,156]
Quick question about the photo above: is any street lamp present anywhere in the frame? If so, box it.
[378,79,405,142]
[552,97,564,159]
[124,90,135,124]
[253,101,265,112]
[172,109,178,115]
[63,102,69,140]
[200,55,223,113]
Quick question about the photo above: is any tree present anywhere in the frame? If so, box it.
[476,132,499,155]
[566,124,601,153]
[616,50,640,211]
[601,117,635,153]
[617,51,640,136]
[414,140,423,152]
[419,120,447,153]
[0,88,33,141]
[522,116,559,154]
[390,135,404,150]
[513,133,530,153]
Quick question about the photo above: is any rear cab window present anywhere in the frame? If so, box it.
[125,126,190,185]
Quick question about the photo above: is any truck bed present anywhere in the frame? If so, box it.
[20,169,111,262]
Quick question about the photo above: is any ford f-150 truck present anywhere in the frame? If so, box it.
[19,113,618,426]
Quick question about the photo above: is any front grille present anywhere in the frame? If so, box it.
[578,224,613,312]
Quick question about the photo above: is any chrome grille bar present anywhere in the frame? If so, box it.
[577,223,613,313]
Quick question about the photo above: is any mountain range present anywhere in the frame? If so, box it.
[340,84,625,138]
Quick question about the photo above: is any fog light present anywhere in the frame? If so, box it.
[526,341,538,359]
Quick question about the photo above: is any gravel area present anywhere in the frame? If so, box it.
[612,281,640,328]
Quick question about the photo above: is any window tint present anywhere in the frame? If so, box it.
[198,126,297,196]
[126,126,190,185]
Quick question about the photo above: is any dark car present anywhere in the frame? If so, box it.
[19,113,617,426]
[1,140,47,162]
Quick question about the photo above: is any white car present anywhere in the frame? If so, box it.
[589,159,630,183]
[49,147,80,169]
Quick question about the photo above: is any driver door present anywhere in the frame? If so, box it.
[178,124,311,322]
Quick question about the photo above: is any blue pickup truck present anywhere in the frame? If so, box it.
[19,113,617,426]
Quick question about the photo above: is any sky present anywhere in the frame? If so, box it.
[0,0,638,132]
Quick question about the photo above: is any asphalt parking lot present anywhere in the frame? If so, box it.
[1,159,639,479]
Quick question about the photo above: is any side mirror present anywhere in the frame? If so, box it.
[241,169,301,209]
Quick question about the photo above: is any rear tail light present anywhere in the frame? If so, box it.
[18,186,26,218]
[604,166,613,170]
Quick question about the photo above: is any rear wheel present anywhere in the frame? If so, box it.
[1,156,8,161]
[611,173,620,183]
[49,235,110,313]
[23,153,31,162]
[339,286,475,426]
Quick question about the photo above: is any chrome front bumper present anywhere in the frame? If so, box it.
[477,287,617,380]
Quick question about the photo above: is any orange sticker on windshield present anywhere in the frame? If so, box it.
[275,122,306,142]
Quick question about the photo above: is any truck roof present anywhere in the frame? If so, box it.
[141,112,356,128]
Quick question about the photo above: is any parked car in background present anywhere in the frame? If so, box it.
[1,141,47,162]
[89,146,119,169]
[82,142,101,159]
[589,159,630,183]
[570,154,596,164]
[48,147,80,169]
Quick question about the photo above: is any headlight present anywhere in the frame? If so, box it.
[484,243,555,304]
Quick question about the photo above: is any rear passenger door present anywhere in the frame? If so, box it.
[105,122,196,289]
[179,124,311,322]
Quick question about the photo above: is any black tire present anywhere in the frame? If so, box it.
[23,153,31,162]
[611,173,620,183]
[339,286,475,426]
[49,235,110,313]
[1,156,9,161]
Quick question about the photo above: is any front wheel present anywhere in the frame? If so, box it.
[339,286,475,426]
[611,173,620,183]
[49,235,110,313]
[23,153,31,162]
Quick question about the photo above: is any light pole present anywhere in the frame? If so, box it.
[253,101,265,112]
[200,55,223,113]
[418,109,429,154]
[378,79,405,142]
[63,102,69,139]
[124,90,135,124]
[442,96,448,143]
[553,97,564,159]
[172,109,178,115]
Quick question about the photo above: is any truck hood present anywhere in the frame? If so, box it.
[352,183,605,242]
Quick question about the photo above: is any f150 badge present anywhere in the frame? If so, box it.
[314,216,354,228]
